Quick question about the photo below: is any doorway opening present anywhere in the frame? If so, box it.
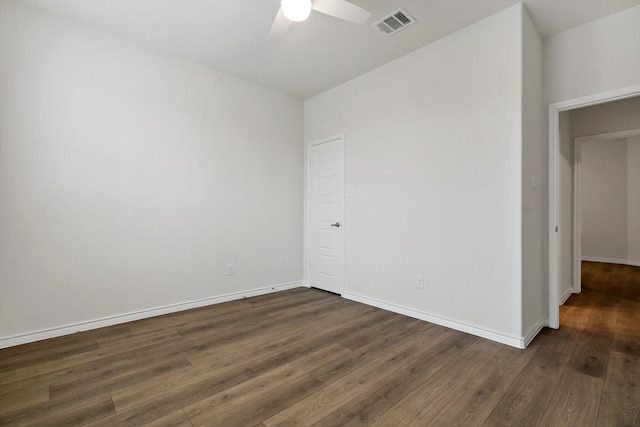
[573,129,640,295]
[548,85,640,328]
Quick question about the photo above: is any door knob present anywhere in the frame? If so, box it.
[330,222,341,228]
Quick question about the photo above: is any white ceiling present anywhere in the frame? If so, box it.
[20,0,640,99]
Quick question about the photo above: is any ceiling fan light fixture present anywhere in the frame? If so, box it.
[281,0,312,22]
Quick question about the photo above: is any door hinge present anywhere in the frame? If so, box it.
[555,226,558,232]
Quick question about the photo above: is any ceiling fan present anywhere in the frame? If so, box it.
[269,0,372,40]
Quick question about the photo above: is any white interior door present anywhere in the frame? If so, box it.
[308,137,344,294]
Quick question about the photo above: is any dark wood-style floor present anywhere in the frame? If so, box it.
[1,261,639,426]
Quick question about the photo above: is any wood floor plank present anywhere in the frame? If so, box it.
[335,314,423,352]
[263,325,457,426]
[111,305,375,412]
[616,299,640,334]
[41,353,181,399]
[0,333,97,361]
[262,293,344,318]
[110,364,251,413]
[424,341,542,427]
[175,291,339,337]
[313,332,477,426]
[0,393,115,426]
[245,287,321,307]
[569,330,612,379]
[24,397,116,427]
[243,309,392,377]
[546,306,589,356]
[613,330,640,358]
[311,318,430,385]
[538,370,603,427]
[0,383,49,416]
[596,351,640,426]
[88,368,255,425]
[0,338,99,374]
[567,303,589,319]
[483,347,569,427]
[0,262,637,427]
[194,374,325,427]
[184,343,349,425]
[140,409,193,427]
[372,338,502,426]
[133,296,375,365]
[587,303,618,334]
[127,288,324,337]
[126,299,252,334]
[0,350,139,393]
[184,298,374,367]
[49,357,193,400]
[96,327,182,350]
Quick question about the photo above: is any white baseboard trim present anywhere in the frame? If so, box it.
[0,281,304,349]
[582,256,640,267]
[523,319,546,348]
[342,292,530,349]
[560,287,574,305]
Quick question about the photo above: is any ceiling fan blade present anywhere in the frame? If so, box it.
[311,0,371,24]
[269,7,292,41]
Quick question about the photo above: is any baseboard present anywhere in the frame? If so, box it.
[523,319,546,347]
[0,281,304,349]
[342,292,528,349]
[582,256,640,267]
[560,286,573,305]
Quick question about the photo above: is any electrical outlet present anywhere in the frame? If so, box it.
[416,275,424,289]
[226,264,234,276]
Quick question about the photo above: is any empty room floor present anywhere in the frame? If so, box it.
[0,262,638,426]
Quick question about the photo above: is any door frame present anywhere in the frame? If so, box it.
[305,134,345,294]
[573,128,640,295]
[548,83,640,328]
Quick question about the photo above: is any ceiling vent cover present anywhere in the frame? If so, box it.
[373,8,416,36]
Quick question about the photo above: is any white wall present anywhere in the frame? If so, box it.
[580,139,628,261]
[305,5,534,345]
[0,1,303,344]
[544,5,640,104]
[521,6,543,338]
[628,137,640,263]
[572,96,640,137]
[580,136,640,266]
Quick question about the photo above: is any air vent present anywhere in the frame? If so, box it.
[373,8,416,36]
